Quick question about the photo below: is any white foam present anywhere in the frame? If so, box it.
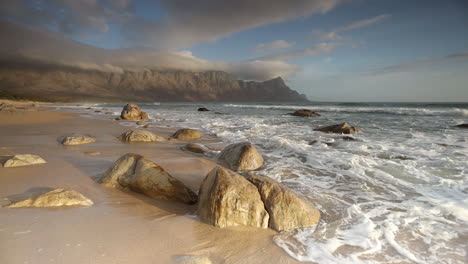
[56,102,468,263]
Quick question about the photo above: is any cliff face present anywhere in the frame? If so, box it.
[0,65,308,102]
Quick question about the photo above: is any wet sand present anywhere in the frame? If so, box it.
[0,105,300,264]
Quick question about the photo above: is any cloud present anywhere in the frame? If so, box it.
[0,0,344,49]
[318,14,391,41]
[256,43,340,61]
[0,20,298,80]
[368,52,468,75]
[255,40,296,52]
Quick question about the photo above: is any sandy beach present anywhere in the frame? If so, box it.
[0,103,300,264]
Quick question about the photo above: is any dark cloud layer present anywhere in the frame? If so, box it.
[0,0,346,80]
[1,0,343,48]
[0,20,299,80]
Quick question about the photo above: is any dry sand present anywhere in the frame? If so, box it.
[0,104,301,264]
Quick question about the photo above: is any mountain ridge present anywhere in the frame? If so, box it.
[0,62,308,102]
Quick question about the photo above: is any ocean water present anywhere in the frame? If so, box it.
[70,102,467,264]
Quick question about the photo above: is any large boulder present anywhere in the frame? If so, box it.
[120,103,149,120]
[183,143,209,154]
[3,154,46,167]
[218,142,264,171]
[98,154,197,204]
[314,122,358,134]
[120,130,166,142]
[171,128,203,140]
[198,166,269,228]
[290,109,320,117]
[61,134,96,145]
[6,189,93,208]
[246,174,321,231]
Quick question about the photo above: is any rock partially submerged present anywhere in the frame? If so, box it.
[198,166,269,228]
[6,189,93,208]
[246,174,320,231]
[120,129,166,142]
[198,107,210,112]
[98,154,197,204]
[183,143,209,154]
[61,135,96,145]
[136,120,146,126]
[120,103,149,120]
[3,154,46,167]
[218,142,264,171]
[290,109,320,117]
[314,122,358,134]
[171,128,203,140]
[455,124,468,129]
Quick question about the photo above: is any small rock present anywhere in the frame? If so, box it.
[246,173,321,231]
[136,120,146,126]
[198,166,269,228]
[94,110,101,113]
[61,135,96,145]
[86,107,93,110]
[115,117,122,120]
[120,130,166,142]
[218,142,264,171]
[143,124,150,128]
[3,154,46,167]
[314,122,358,134]
[84,151,101,156]
[198,107,210,112]
[455,124,468,129]
[342,136,357,141]
[175,255,212,264]
[104,112,113,115]
[183,143,209,154]
[171,128,203,140]
[120,103,148,120]
[98,154,197,204]
[6,189,93,208]
[289,109,321,117]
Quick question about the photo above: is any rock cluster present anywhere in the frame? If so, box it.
[61,135,96,145]
[6,189,93,208]
[197,166,320,231]
[218,142,264,171]
[98,154,197,204]
[3,154,46,167]
[171,128,203,140]
[290,109,321,117]
[120,103,149,120]
[120,130,166,142]
[314,122,358,134]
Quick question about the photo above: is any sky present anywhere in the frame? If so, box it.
[0,0,467,102]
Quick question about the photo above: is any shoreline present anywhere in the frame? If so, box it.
[0,102,300,264]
